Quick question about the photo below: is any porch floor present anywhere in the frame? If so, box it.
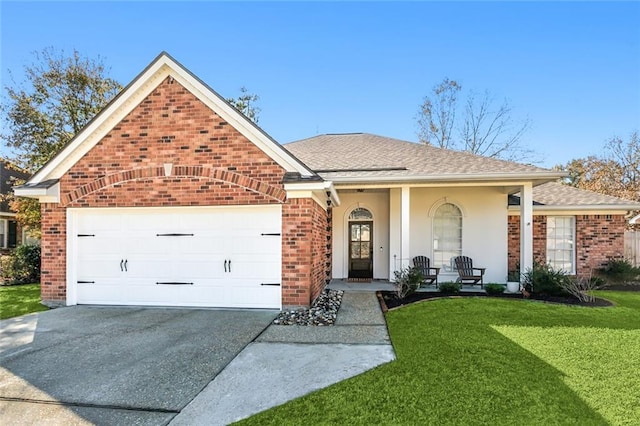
[327,279,490,293]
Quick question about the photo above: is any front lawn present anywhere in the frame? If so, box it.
[238,291,640,425]
[0,283,49,319]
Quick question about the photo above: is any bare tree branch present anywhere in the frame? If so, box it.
[416,78,461,148]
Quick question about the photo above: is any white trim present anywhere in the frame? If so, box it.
[284,180,340,210]
[326,172,564,185]
[630,213,640,225]
[509,208,633,216]
[27,53,314,186]
[427,197,468,218]
[0,219,6,249]
[546,215,576,275]
[508,205,639,213]
[430,201,463,272]
[400,186,410,270]
[344,204,376,279]
[14,182,60,202]
[520,183,534,276]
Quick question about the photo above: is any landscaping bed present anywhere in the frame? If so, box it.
[380,290,614,310]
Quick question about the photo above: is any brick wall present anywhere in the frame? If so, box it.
[508,213,626,278]
[40,204,66,305]
[281,198,329,308]
[576,214,626,275]
[40,77,320,307]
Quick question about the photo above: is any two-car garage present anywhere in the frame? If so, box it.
[67,205,282,309]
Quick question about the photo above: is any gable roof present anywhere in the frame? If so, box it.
[285,133,564,185]
[510,182,640,211]
[22,52,317,188]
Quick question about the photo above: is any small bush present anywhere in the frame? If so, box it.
[393,266,423,299]
[485,283,505,295]
[598,258,640,285]
[559,276,598,303]
[522,263,570,296]
[439,282,461,294]
[0,244,41,285]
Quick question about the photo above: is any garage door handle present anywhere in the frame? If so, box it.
[124,259,128,272]
[228,260,231,273]
[224,260,227,272]
[120,259,124,271]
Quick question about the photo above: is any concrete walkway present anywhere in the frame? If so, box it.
[170,291,395,425]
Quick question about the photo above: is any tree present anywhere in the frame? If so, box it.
[559,131,639,203]
[416,78,535,162]
[2,47,122,171]
[1,48,122,234]
[416,78,461,148]
[227,86,260,123]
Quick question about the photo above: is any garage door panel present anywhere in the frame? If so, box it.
[72,206,281,309]
[76,283,123,305]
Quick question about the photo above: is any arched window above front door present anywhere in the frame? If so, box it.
[433,203,462,271]
[349,207,373,221]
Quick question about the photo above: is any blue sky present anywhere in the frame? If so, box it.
[1,1,639,168]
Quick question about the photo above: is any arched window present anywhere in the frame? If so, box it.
[349,207,373,220]
[433,203,462,271]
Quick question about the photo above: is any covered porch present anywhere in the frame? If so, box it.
[330,182,535,285]
[326,279,515,293]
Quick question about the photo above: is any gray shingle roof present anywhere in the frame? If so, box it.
[285,133,559,181]
[285,133,640,210]
[512,182,640,208]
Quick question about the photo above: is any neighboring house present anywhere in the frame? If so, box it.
[15,52,640,309]
[0,161,30,252]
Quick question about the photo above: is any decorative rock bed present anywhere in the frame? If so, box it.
[273,289,344,326]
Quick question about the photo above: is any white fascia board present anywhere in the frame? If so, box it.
[28,53,314,185]
[508,205,636,215]
[630,213,640,224]
[284,181,340,208]
[327,172,565,186]
[14,182,60,203]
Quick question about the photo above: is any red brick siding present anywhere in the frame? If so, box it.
[40,204,66,305]
[281,198,329,307]
[40,77,318,307]
[576,214,626,275]
[508,214,626,277]
[310,202,330,301]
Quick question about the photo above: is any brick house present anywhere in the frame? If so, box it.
[16,53,640,309]
[0,160,31,253]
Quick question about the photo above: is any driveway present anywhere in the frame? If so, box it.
[0,306,276,425]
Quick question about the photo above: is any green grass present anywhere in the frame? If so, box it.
[0,283,49,319]
[238,291,640,425]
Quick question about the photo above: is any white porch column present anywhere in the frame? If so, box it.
[520,182,534,275]
[401,186,411,270]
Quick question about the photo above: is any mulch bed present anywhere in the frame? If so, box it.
[380,290,615,310]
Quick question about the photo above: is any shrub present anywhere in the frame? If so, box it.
[438,281,461,294]
[522,263,570,296]
[598,258,640,285]
[485,283,505,295]
[0,244,41,285]
[393,266,423,299]
[559,276,598,303]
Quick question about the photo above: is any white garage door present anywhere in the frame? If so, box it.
[69,206,282,309]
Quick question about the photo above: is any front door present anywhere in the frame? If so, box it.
[349,221,373,279]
